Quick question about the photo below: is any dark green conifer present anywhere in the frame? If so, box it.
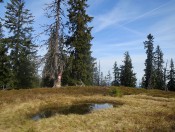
[120,52,137,87]
[143,34,154,89]
[112,61,120,86]
[67,0,93,85]
[154,45,164,89]
[0,22,3,38]
[167,59,175,91]
[4,0,38,88]
[0,22,11,89]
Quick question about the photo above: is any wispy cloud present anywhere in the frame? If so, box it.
[93,0,138,33]
[147,1,175,54]
[118,26,144,36]
[120,1,171,27]
[93,0,171,34]
[91,0,175,83]
[92,39,144,61]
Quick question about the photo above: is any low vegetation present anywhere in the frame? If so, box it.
[0,87,175,132]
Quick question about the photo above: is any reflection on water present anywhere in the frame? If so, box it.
[32,103,118,121]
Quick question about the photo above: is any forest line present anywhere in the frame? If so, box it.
[0,0,174,91]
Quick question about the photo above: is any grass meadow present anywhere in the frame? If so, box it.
[0,87,175,132]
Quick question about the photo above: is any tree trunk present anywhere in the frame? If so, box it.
[164,61,168,91]
[53,0,62,88]
[54,71,62,88]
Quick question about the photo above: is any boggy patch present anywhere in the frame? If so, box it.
[31,102,122,121]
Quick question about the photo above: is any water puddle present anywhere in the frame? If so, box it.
[32,103,120,121]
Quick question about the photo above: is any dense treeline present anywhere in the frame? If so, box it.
[0,0,174,91]
[0,0,39,89]
[141,34,175,91]
[41,0,94,87]
[93,52,137,87]
[93,34,175,91]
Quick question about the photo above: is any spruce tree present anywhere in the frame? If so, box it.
[92,61,100,86]
[93,61,101,86]
[143,34,154,89]
[92,62,98,86]
[61,53,74,86]
[0,22,3,38]
[120,52,137,87]
[92,61,102,86]
[0,22,11,89]
[154,45,164,89]
[4,0,38,88]
[67,0,93,85]
[112,61,120,86]
[167,59,175,91]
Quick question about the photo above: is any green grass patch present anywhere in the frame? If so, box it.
[109,87,123,97]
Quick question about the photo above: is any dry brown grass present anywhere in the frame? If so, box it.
[0,87,175,132]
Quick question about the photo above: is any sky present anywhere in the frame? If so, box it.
[0,0,175,84]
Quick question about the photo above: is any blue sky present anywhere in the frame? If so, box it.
[1,0,175,83]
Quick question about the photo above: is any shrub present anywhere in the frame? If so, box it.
[110,87,123,97]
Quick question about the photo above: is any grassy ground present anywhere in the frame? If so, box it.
[0,86,175,132]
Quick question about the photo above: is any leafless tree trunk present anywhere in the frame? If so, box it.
[42,0,65,88]
[164,60,168,91]
[53,0,62,88]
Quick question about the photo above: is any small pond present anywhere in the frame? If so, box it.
[32,103,120,121]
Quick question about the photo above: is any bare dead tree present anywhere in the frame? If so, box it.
[42,0,66,88]
[164,60,168,91]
